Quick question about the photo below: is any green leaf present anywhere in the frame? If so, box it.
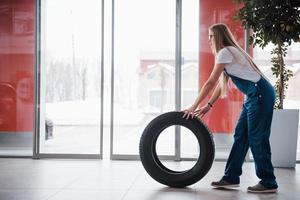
[233,1,300,109]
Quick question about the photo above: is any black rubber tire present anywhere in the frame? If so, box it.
[139,111,215,188]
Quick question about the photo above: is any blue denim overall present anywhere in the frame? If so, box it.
[222,70,278,189]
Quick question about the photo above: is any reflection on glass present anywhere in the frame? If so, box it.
[0,0,35,156]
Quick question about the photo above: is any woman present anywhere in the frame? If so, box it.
[182,23,278,193]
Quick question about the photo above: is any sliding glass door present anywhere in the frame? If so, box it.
[111,0,176,159]
[36,0,104,158]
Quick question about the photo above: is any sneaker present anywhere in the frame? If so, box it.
[211,180,239,189]
[247,183,277,193]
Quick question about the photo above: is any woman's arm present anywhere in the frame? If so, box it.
[207,82,221,106]
[193,82,221,118]
[182,63,225,119]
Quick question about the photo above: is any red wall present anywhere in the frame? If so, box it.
[0,0,35,132]
[199,0,244,134]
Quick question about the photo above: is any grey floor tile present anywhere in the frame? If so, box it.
[123,188,197,200]
[130,172,174,190]
[65,176,134,190]
[0,158,299,200]
[47,189,127,200]
[0,189,59,200]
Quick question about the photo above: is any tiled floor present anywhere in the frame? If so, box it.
[0,158,299,200]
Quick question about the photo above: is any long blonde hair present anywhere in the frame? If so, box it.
[209,23,264,97]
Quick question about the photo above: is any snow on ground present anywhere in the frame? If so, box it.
[46,98,144,126]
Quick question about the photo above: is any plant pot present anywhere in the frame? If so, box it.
[270,109,299,168]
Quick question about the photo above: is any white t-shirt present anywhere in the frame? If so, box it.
[215,46,261,82]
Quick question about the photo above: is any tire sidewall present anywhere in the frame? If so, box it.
[139,111,215,187]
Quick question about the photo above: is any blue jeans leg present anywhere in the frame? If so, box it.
[247,108,278,189]
[222,106,249,184]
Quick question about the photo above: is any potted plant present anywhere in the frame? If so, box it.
[234,0,300,167]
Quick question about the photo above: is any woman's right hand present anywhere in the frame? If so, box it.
[182,105,197,119]
[193,104,211,118]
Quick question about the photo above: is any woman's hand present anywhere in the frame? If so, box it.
[182,105,197,119]
[182,104,211,119]
[194,104,211,118]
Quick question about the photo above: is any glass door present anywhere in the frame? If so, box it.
[111,0,176,159]
[35,0,104,158]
